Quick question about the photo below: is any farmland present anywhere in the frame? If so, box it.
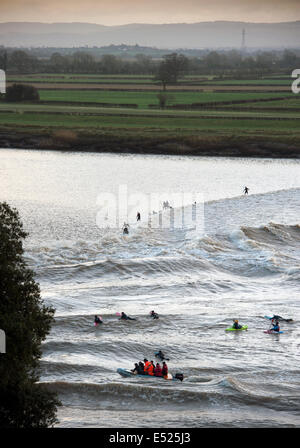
[1,72,299,157]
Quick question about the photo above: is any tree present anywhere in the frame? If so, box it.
[0,202,60,427]
[0,50,7,71]
[155,53,189,90]
[71,51,96,73]
[157,92,175,109]
[8,50,38,73]
[100,54,122,74]
[49,52,68,73]
[5,83,40,102]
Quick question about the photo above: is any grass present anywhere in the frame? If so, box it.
[2,72,299,156]
[222,97,300,109]
[200,78,293,86]
[1,102,300,119]
[0,110,299,135]
[6,74,213,84]
[36,90,293,108]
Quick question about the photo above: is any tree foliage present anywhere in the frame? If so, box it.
[2,47,300,77]
[0,202,60,427]
[5,84,40,102]
[5,83,40,102]
[155,53,189,90]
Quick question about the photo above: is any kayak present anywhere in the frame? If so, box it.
[264,330,284,334]
[117,368,182,381]
[225,325,248,331]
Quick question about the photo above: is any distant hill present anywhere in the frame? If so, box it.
[0,21,300,49]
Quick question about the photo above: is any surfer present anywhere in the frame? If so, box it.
[94,315,103,325]
[156,350,169,361]
[136,212,141,221]
[122,222,129,234]
[150,310,159,319]
[232,319,242,330]
[244,186,249,195]
[270,315,293,323]
[120,312,136,321]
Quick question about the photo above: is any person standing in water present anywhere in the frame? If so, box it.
[244,186,249,195]
[136,212,141,221]
[122,222,129,234]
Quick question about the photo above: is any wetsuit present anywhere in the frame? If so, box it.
[270,322,280,332]
[154,364,163,377]
[120,313,136,321]
[138,363,145,374]
[131,364,139,374]
[156,351,167,361]
[162,363,168,377]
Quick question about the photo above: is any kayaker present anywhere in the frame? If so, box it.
[94,315,103,325]
[232,319,242,329]
[120,312,136,321]
[270,320,280,332]
[150,310,159,319]
[154,363,163,377]
[162,361,168,377]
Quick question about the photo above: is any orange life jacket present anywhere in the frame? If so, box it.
[148,363,154,376]
[144,361,151,374]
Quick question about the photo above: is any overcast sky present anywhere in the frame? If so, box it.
[1,0,300,25]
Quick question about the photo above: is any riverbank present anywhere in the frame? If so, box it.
[0,127,300,158]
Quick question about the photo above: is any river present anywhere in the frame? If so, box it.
[0,148,299,427]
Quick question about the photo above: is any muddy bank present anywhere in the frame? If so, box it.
[0,129,299,158]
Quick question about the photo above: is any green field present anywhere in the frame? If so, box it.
[199,78,293,86]
[1,72,300,155]
[7,74,213,84]
[222,97,300,110]
[0,108,299,134]
[8,75,157,84]
[37,90,293,108]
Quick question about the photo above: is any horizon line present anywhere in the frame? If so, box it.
[1,19,300,26]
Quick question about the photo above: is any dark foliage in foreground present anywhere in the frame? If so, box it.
[0,202,60,427]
